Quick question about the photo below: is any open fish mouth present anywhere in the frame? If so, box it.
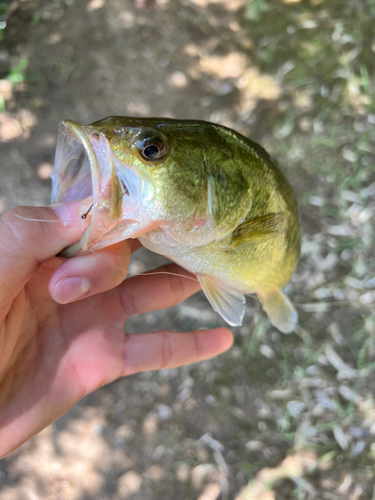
[52,120,125,213]
[51,120,144,256]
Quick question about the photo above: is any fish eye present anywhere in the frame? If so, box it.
[143,144,161,159]
[136,133,167,162]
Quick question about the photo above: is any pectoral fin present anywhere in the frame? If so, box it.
[228,213,284,251]
[197,274,245,326]
[257,288,298,333]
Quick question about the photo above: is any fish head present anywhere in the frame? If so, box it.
[51,117,252,255]
[52,118,167,221]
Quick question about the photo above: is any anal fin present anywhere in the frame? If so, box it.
[257,288,298,333]
[197,274,245,327]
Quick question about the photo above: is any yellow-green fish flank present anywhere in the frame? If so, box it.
[51,117,301,332]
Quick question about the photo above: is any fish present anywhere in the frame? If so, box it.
[51,117,301,333]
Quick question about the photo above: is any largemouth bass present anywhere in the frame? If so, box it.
[51,117,301,332]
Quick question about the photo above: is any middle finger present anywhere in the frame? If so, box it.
[49,239,133,304]
[112,263,201,319]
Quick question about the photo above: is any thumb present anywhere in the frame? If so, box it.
[0,202,85,303]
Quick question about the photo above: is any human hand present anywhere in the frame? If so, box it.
[0,203,233,458]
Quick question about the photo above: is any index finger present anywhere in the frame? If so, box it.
[0,202,84,304]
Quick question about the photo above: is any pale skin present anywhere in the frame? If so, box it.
[0,201,233,458]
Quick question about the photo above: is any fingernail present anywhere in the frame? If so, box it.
[53,277,91,304]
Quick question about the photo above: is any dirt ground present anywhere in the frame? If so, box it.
[1,0,375,498]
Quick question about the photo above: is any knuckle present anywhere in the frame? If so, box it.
[3,207,51,249]
[118,287,138,318]
[192,331,201,360]
[166,265,187,303]
[161,331,172,369]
